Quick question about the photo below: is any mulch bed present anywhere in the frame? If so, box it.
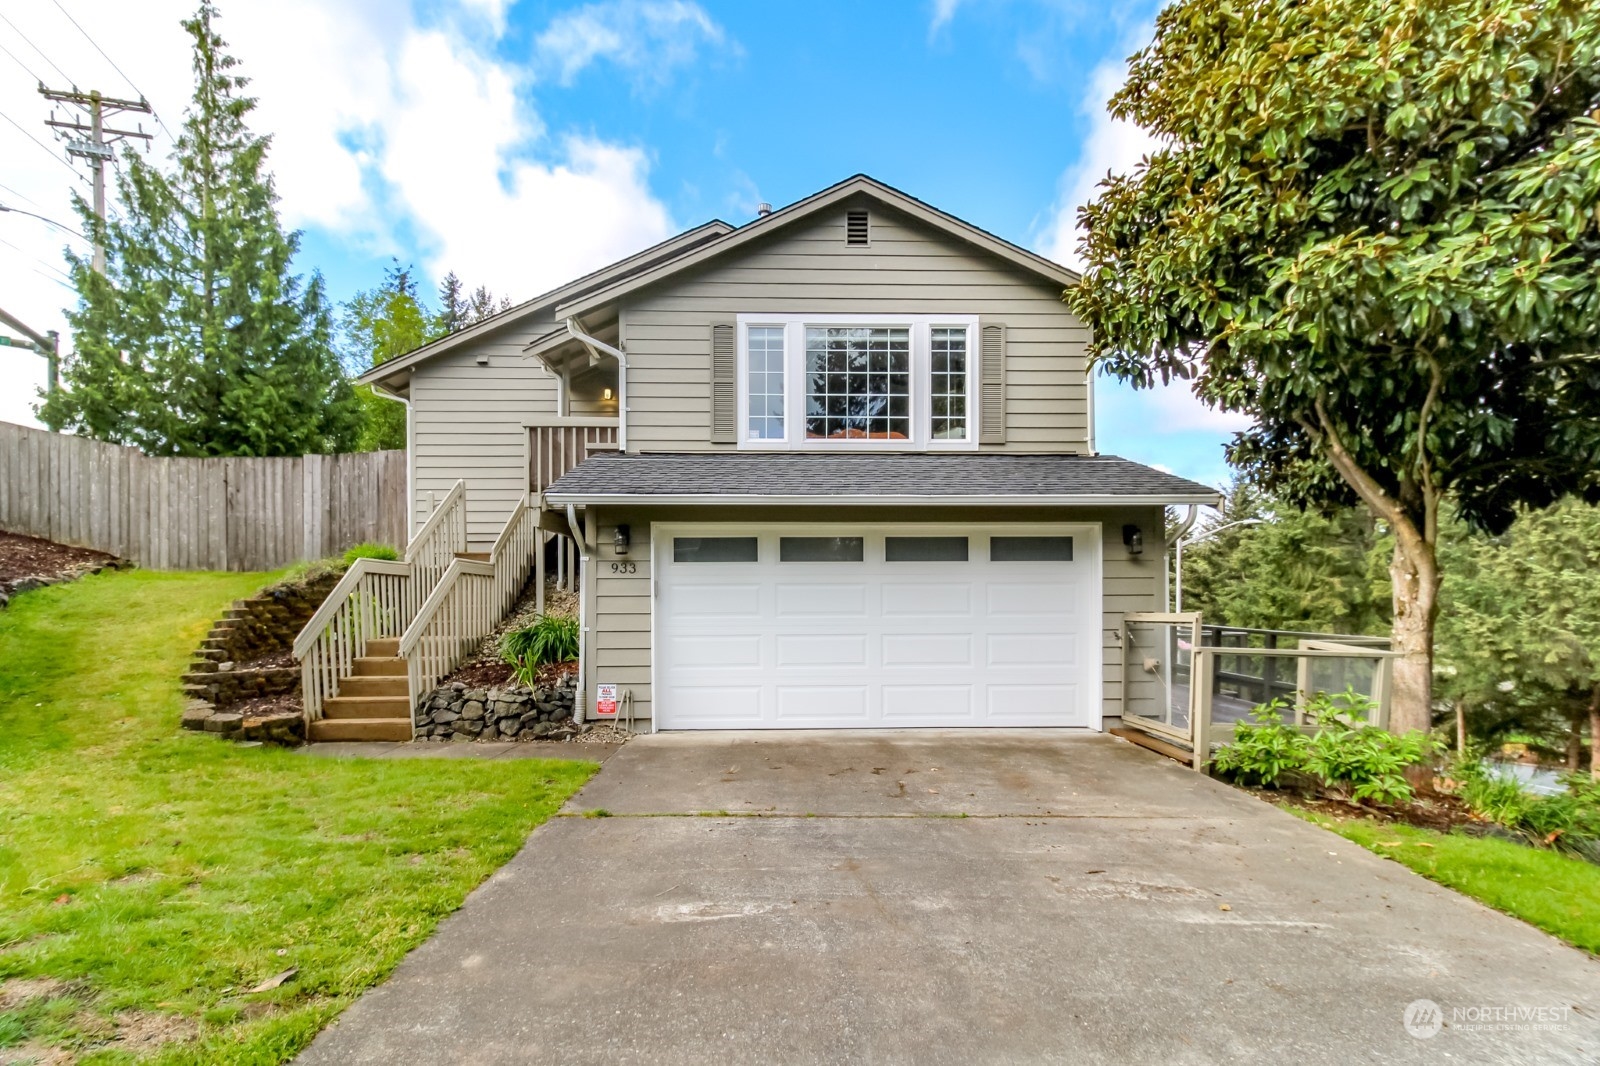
[234,650,296,671]
[437,579,579,690]
[1247,784,1490,834]
[0,531,116,586]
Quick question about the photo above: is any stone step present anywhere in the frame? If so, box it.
[338,675,409,698]
[323,695,411,720]
[352,655,407,677]
[308,718,412,742]
[366,637,401,657]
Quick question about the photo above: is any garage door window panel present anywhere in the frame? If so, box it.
[779,536,865,562]
[990,536,1074,562]
[674,537,759,563]
[885,536,968,562]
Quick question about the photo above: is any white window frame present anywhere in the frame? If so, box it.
[735,313,980,451]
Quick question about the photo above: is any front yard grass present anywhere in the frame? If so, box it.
[1288,807,1600,955]
[0,568,597,1064]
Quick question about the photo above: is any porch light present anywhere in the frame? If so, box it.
[1123,524,1144,556]
[602,386,615,401]
[613,524,631,556]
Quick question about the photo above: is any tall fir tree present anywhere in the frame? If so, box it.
[41,2,360,456]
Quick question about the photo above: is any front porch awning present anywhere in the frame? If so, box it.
[543,452,1221,508]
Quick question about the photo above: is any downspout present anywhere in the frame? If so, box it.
[1169,505,1199,613]
[567,502,593,724]
[370,381,415,544]
[566,317,627,453]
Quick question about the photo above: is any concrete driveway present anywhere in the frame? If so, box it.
[299,732,1598,1065]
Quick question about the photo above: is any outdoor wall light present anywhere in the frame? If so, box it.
[613,524,631,556]
[1123,524,1144,556]
[602,386,615,401]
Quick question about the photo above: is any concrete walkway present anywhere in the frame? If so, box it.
[299,732,1598,1065]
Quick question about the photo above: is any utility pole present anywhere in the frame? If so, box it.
[0,306,60,399]
[38,86,152,274]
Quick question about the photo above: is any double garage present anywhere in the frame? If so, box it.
[649,523,1103,730]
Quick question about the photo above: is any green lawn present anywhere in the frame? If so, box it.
[1289,808,1600,955]
[0,568,597,1064]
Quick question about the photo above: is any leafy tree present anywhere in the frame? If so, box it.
[1070,0,1600,734]
[41,2,360,456]
[1436,501,1600,775]
[342,262,433,451]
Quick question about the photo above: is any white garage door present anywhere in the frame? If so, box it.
[653,524,1101,729]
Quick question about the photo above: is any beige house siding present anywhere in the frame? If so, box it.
[581,505,1164,729]
[408,326,558,548]
[619,202,1089,453]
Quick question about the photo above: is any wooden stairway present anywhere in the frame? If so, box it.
[307,637,413,742]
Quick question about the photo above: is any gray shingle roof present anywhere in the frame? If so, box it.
[544,452,1219,503]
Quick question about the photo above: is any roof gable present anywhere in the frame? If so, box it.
[356,219,734,389]
[554,175,1078,321]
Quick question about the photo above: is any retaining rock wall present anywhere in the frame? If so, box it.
[180,571,341,743]
[414,675,578,741]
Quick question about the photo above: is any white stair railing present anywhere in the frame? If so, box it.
[401,499,542,726]
[294,480,468,725]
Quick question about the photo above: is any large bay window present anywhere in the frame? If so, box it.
[736,314,978,449]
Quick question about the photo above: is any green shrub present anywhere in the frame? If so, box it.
[1211,691,1439,804]
[499,614,579,686]
[1210,701,1309,787]
[343,542,400,566]
[1450,756,1600,855]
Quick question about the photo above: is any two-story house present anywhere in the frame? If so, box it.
[344,175,1218,739]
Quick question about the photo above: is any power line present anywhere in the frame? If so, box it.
[0,181,48,212]
[0,109,84,181]
[0,38,44,83]
[0,234,75,288]
[0,11,74,86]
[48,0,172,141]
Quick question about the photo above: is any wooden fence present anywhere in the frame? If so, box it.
[0,420,407,571]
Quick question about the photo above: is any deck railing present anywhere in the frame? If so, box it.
[400,498,543,726]
[1121,614,1399,771]
[294,480,468,724]
[528,417,618,494]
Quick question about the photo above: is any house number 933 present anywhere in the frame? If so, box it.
[609,562,638,574]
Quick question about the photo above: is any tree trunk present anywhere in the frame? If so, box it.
[1454,700,1467,755]
[1590,683,1600,782]
[1568,715,1583,772]
[1388,538,1440,735]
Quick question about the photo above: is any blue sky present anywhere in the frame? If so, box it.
[0,0,1243,486]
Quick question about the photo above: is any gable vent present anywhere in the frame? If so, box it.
[846,209,870,246]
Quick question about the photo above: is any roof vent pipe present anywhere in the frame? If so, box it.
[757,202,771,217]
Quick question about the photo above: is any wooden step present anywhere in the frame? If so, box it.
[456,551,490,562]
[309,718,413,742]
[352,655,407,677]
[366,637,401,657]
[337,675,410,698]
[323,695,412,720]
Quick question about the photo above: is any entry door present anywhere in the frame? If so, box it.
[653,524,1101,729]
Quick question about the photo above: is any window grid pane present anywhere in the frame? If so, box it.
[990,536,1074,562]
[747,326,785,440]
[885,536,969,562]
[804,327,911,440]
[931,326,968,440]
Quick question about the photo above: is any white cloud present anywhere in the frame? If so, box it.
[533,0,726,87]
[1034,37,1160,271]
[0,0,688,428]
[929,0,963,35]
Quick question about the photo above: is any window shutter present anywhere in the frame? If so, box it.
[710,321,736,444]
[979,323,1006,445]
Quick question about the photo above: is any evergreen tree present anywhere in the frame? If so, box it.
[343,261,433,451]
[40,2,359,456]
[432,272,511,335]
